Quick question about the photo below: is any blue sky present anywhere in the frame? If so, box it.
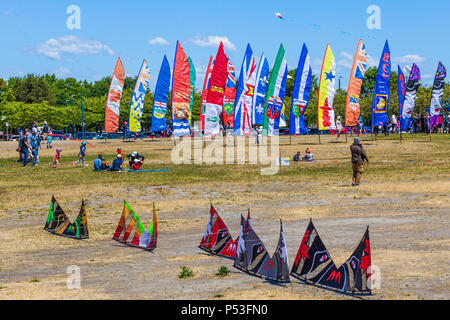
[1,0,448,90]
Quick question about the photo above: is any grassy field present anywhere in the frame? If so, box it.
[0,133,449,299]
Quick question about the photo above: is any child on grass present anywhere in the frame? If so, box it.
[49,149,62,168]
[131,158,142,171]
[73,141,88,167]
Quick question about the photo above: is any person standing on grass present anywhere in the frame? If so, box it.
[30,131,39,167]
[350,137,369,186]
[335,116,344,139]
[22,130,31,167]
[16,131,24,163]
[47,132,53,149]
[43,121,49,138]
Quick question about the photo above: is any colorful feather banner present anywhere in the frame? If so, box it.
[171,41,191,136]
[151,55,171,132]
[200,56,214,131]
[129,60,150,132]
[234,44,257,135]
[252,54,269,126]
[290,43,312,135]
[223,59,236,128]
[105,57,125,133]
[345,39,367,127]
[371,40,391,128]
[188,57,196,126]
[263,44,288,136]
[401,63,421,130]
[430,62,446,129]
[398,65,406,129]
[317,44,336,131]
[204,42,228,135]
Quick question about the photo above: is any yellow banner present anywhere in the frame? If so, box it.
[317,44,336,131]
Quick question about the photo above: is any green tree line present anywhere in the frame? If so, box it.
[0,67,448,132]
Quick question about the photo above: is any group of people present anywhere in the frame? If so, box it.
[293,148,315,162]
[13,120,372,186]
[93,149,145,172]
[16,128,42,167]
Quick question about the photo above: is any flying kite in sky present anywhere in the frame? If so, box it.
[275,12,286,20]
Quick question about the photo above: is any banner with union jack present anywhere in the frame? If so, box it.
[223,59,236,128]
[152,55,171,132]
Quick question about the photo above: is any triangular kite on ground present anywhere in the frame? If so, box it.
[112,200,158,251]
[290,219,372,295]
[234,215,290,283]
[44,196,89,239]
[199,204,251,259]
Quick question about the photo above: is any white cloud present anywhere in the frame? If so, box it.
[190,35,236,51]
[337,51,353,69]
[366,54,378,68]
[393,54,426,64]
[36,35,115,60]
[55,67,72,77]
[311,57,323,75]
[340,51,353,60]
[338,51,378,70]
[149,37,170,46]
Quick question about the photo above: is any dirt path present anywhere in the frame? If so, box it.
[1,179,448,299]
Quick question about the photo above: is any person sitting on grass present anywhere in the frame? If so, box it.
[127,151,144,168]
[110,154,124,172]
[94,154,103,171]
[131,158,142,171]
[94,154,110,171]
[116,148,124,160]
[49,149,62,168]
[293,151,301,162]
[302,148,315,162]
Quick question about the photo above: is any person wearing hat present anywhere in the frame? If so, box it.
[49,149,62,168]
[350,137,369,186]
[110,154,124,171]
[127,151,144,168]
[73,141,88,167]
[121,121,129,140]
[302,148,315,161]
[116,148,124,160]
[131,158,142,171]
[335,116,344,139]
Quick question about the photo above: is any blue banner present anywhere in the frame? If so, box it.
[290,43,312,135]
[252,54,269,126]
[371,40,391,127]
[152,55,171,132]
[397,65,409,131]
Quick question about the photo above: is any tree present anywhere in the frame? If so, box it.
[10,74,54,104]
